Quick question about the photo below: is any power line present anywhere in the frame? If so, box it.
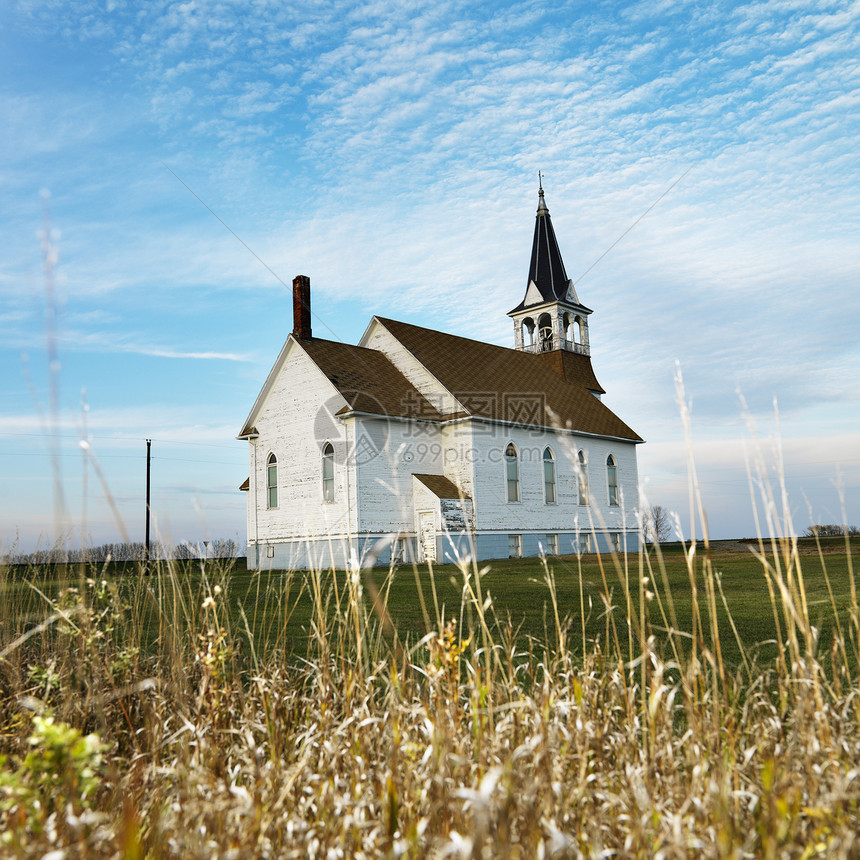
[162,162,349,346]
[576,167,692,284]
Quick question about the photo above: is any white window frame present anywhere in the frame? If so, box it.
[577,449,589,506]
[546,533,559,555]
[322,441,335,503]
[509,533,522,558]
[505,442,520,503]
[543,447,557,505]
[266,452,278,509]
[606,453,619,507]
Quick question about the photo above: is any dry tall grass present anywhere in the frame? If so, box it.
[1,517,859,859]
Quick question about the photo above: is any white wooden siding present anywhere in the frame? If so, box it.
[470,424,639,533]
[247,343,357,544]
[355,416,442,534]
[441,422,476,504]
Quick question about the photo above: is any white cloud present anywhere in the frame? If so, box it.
[123,346,250,361]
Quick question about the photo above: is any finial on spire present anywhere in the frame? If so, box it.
[537,172,548,215]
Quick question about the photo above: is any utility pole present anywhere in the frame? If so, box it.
[144,439,151,575]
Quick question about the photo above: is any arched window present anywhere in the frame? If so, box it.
[266,453,278,509]
[523,317,535,347]
[577,450,589,505]
[543,447,556,504]
[538,313,553,351]
[574,316,584,344]
[505,443,520,503]
[322,442,334,503]
[607,454,618,506]
[562,312,572,344]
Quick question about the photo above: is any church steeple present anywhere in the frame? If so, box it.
[509,181,593,356]
[526,177,575,305]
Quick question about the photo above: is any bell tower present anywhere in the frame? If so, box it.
[508,180,593,356]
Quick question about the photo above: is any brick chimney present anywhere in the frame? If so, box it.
[292,275,312,340]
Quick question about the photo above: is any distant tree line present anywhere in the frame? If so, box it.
[803,524,859,538]
[171,539,240,560]
[5,538,240,566]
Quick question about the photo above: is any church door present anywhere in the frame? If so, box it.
[419,512,437,563]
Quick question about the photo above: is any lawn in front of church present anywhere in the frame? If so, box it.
[3,536,857,672]
[230,537,860,671]
[9,537,856,672]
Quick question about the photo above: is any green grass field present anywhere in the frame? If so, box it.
[4,536,858,672]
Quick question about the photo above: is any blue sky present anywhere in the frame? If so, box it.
[2,0,859,553]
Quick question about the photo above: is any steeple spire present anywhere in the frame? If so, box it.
[508,181,594,357]
[526,181,574,304]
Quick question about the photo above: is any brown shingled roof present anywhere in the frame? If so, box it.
[413,473,470,500]
[376,318,642,442]
[539,349,605,394]
[300,338,445,421]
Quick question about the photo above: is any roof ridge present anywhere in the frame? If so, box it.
[302,337,395,355]
[375,316,641,441]
[375,316,518,354]
[298,334,449,422]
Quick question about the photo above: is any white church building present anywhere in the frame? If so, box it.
[238,185,643,569]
